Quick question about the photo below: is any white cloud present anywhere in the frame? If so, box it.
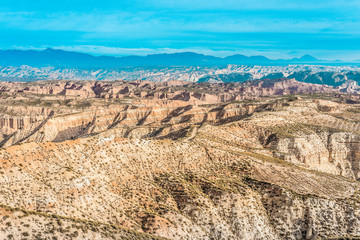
[143,0,360,11]
[0,11,360,36]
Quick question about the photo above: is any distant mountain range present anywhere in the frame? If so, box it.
[0,48,337,68]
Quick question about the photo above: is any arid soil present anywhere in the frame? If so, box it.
[0,79,360,239]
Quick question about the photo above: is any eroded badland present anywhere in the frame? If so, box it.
[0,79,360,239]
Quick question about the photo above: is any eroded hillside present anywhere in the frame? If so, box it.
[1,79,360,239]
[0,78,355,148]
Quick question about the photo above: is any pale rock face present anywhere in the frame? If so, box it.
[257,184,360,240]
[154,191,279,240]
[213,191,278,240]
[272,132,360,179]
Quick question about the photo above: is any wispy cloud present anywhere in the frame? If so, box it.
[143,0,359,11]
[1,11,359,35]
[0,0,360,61]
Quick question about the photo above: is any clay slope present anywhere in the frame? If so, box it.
[0,78,352,148]
[1,93,360,239]
[0,100,285,147]
[0,205,166,240]
[0,78,342,102]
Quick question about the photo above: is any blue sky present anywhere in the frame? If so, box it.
[1,0,360,60]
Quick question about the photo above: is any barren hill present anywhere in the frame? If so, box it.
[0,79,360,239]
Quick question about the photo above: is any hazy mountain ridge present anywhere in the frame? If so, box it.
[0,48,328,68]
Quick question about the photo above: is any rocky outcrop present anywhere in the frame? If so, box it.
[268,131,360,180]
[250,180,360,240]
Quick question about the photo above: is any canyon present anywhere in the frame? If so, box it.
[0,79,360,239]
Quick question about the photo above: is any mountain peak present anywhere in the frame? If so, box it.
[43,48,57,52]
[299,54,319,61]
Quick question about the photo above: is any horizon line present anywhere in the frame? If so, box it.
[0,47,324,60]
[2,47,360,63]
